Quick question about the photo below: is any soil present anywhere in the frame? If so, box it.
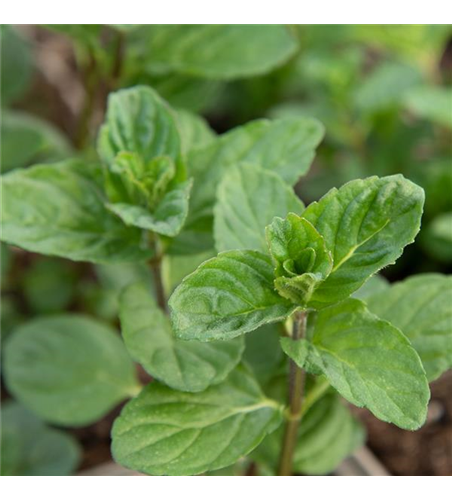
[355,371,452,476]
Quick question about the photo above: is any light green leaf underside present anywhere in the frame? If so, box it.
[120,282,244,392]
[106,179,192,237]
[1,401,81,476]
[365,274,452,382]
[0,160,151,263]
[97,86,181,165]
[214,164,304,253]
[302,175,424,308]
[111,365,283,476]
[144,25,299,80]
[283,299,430,430]
[169,250,296,341]
[4,315,140,427]
[253,392,365,475]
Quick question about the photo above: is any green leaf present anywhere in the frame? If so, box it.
[111,365,283,476]
[421,212,452,263]
[404,85,452,129]
[176,109,216,153]
[119,282,244,392]
[97,86,181,166]
[282,299,430,430]
[107,179,192,237]
[243,324,285,386]
[1,26,33,105]
[266,214,333,305]
[23,258,77,313]
[214,164,304,253]
[0,160,151,263]
[1,401,81,476]
[302,175,424,308]
[188,117,324,229]
[354,62,422,112]
[143,25,298,80]
[365,274,452,382]
[4,315,140,426]
[253,392,364,475]
[352,274,390,300]
[44,25,102,48]
[169,250,296,341]
[1,111,72,173]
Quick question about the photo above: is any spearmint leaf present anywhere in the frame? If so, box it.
[169,250,296,341]
[143,25,298,80]
[266,214,333,305]
[188,117,324,228]
[119,282,244,392]
[0,160,151,263]
[352,274,390,300]
[214,164,304,253]
[4,315,140,426]
[176,109,216,153]
[302,175,424,308]
[365,274,452,382]
[111,365,283,476]
[1,26,33,105]
[253,392,364,475]
[1,110,71,173]
[97,86,181,165]
[404,85,452,129]
[284,299,430,430]
[1,401,81,476]
[243,324,285,386]
[106,179,193,237]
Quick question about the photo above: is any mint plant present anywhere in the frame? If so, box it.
[2,83,451,476]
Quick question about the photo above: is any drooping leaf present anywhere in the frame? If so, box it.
[0,160,151,263]
[169,250,296,341]
[97,86,181,166]
[143,25,299,80]
[214,164,304,253]
[4,315,140,426]
[106,179,192,237]
[120,282,244,392]
[302,175,424,308]
[283,299,430,430]
[111,365,283,476]
[365,274,452,382]
[253,392,364,475]
[1,401,81,476]
[266,214,333,305]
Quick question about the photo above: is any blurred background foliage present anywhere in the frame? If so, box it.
[1,24,451,475]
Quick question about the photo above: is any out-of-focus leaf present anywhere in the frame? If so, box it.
[4,315,140,426]
[143,25,298,80]
[404,86,452,129]
[421,212,452,263]
[176,109,216,153]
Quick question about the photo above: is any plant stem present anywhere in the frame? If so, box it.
[278,310,307,476]
[149,238,168,314]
